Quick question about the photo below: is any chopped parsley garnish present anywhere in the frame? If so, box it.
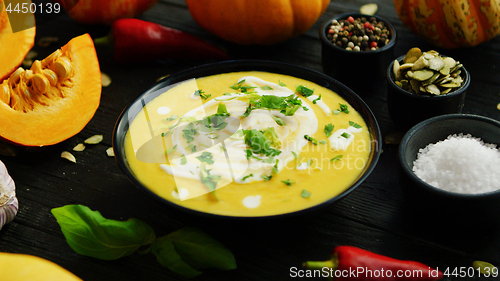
[243,129,281,157]
[339,103,350,113]
[330,155,343,161]
[301,190,311,198]
[278,80,286,87]
[230,80,245,90]
[304,135,325,145]
[187,144,197,152]
[261,85,273,90]
[194,89,211,100]
[273,159,279,174]
[272,116,286,126]
[324,123,334,137]
[261,127,281,148]
[200,163,220,199]
[261,174,273,181]
[239,94,304,118]
[282,179,295,186]
[295,85,314,97]
[164,115,178,121]
[349,121,362,129]
[182,123,198,143]
[341,132,351,139]
[307,159,314,167]
[164,144,177,154]
[312,94,322,104]
[196,152,214,164]
[180,154,187,165]
[220,145,227,152]
[241,174,253,181]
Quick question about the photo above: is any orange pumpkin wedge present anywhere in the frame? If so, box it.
[0,34,101,146]
[0,0,36,81]
[0,252,82,280]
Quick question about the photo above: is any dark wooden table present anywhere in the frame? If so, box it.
[2,0,500,280]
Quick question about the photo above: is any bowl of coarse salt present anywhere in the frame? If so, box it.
[398,114,500,221]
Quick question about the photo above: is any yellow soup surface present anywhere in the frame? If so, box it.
[124,71,372,217]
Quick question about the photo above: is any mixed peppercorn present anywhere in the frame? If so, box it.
[326,16,391,51]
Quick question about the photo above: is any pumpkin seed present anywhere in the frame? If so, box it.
[101,72,111,87]
[412,70,434,81]
[426,84,441,95]
[412,56,429,70]
[73,143,86,151]
[428,57,444,71]
[403,48,421,63]
[61,151,76,163]
[106,147,114,157]
[84,135,103,144]
[392,47,465,96]
[360,3,378,15]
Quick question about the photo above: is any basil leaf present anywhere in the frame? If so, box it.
[152,236,202,278]
[168,227,237,271]
[51,205,156,260]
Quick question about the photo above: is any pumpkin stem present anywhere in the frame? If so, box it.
[93,32,114,49]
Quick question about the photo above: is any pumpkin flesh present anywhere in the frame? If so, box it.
[185,0,330,45]
[394,0,500,48]
[0,252,82,280]
[0,34,101,146]
[0,0,36,81]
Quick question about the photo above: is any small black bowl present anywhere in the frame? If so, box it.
[398,114,500,224]
[113,60,382,219]
[387,55,470,131]
[320,12,397,94]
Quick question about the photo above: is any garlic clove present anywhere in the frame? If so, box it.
[0,160,18,230]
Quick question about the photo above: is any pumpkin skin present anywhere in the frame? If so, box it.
[0,252,82,280]
[0,0,36,81]
[59,0,159,24]
[394,0,500,48]
[185,0,330,45]
[0,34,101,146]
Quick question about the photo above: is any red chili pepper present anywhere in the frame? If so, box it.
[303,246,443,280]
[94,18,228,63]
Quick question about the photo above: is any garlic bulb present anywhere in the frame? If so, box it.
[0,160,18,230]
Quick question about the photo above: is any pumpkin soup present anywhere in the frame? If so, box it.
[124,71,372,216]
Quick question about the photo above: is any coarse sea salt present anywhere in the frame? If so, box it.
[412,134,500,194]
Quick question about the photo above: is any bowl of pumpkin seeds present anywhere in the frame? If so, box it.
[386,47,470,130]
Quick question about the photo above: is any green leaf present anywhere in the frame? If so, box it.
[261,174,273,181]
[51,205,156,260]
[182,123,198,143]
[180,154,187,165]
[324,123,334,137]
[217,103,229,116]
[151,236,202,278]
[281,179,295,186]
[241,174,253,181]
[339,103,350,114]
[278,80,286,87]
[301,190,311,198]
[260,95,285,109]
[349,121,362,129]
[194,89,211,100]
[330,155,343,161]
[168,227,237,271]
[164,115,178,121]
[295,85,314,97]
[272,116,286,126]
[260,85,273,90]
[196,152,214,164]
[243,129,281,157]
[341,132,351,139]
[165,144,177,155]
[312,94,321,104]
[230,79,245,90]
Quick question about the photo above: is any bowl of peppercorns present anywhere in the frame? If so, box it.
[320,13,397,94]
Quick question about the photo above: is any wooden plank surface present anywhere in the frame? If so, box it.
[1,0,500,280]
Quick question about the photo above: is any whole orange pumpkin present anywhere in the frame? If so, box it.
[185,0,330,45]
[394,0,500,48]
[59,0,158,25]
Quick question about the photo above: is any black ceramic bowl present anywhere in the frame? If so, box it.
[387,55,470,131]
[113,60,382,219]
[398,114,500,222]
[320,12,397,94]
